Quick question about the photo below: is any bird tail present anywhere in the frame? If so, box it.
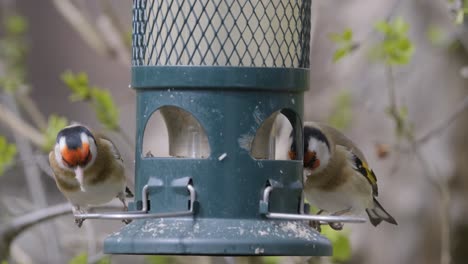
[365,198,398,226]
[125,186,134,198]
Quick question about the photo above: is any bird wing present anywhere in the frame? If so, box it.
[98,136,123,162]
[314,123,368,163]
[349,152,379,196]
[312,122,379,196]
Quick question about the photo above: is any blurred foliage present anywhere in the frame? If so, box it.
[262,256,280,264]
[62,71,93,101]
[145,256,176,264]
[451,0,468,24]
[307,205,352,263]
[385,105,414,139]
[1,261,7,264]
[330,28,357,62]
[68,252,110,264]
[0,136,17,176]
[321,226,352,263]
[426,25,446,47]
[43,114,68,151]
[372,17,414,65]
[61,71,120,130]
[0,14,28,93]
[328,90,353,130]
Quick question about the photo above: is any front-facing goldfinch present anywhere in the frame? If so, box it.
[289,121,397,228]
[49,124,133,227]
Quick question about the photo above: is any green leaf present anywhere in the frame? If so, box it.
[329,33,343,43]
[456,10,465,24]
[61,71,92,101]
[1,260,8,264]
[61,71,119,131]
[90,88,119,130]
[372,17,414,66]
[330,28,355,63]
[0,14,29,93]
[43,114,68,151]
[342,28,353,41]
[0,136,17,176]
[145,256,173,264]
[4,15,28,35]
[333,48,349,62]
[321,225,352,263]
[68,253,87,264]
[95,256,111,264]
[328,90,353,130]
[262,256,280,264]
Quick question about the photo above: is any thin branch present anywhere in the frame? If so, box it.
[100,0,131,50]
[34,152,55,179]
[411,143,451,264]
[385,65,451,264]
[15,91,47,130]
[96,15,131,64]
[0,101,45,148]
[0,202,125,261]
[51,0,110,56]
[0,203,71,260]
[415,95,468,144]
[2,95,62,264]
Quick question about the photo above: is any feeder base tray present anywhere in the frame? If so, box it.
[104,218,332,256]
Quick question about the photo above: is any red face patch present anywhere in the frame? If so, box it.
[304,150,320,170]
[61,143,91,167]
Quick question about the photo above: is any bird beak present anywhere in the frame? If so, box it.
[304,151,320,170]
[74,166,85,191]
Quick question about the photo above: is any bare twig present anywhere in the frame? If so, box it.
[51,0,110,56]
[96,15,131,64]
[0,203,71,261]
[415,95,468,145]
[15,91,47,130]
[2,94,62,264]
[385,65,451,264]
[34,152,55,179]
[99,0,131,50]
[0,102,45,148]
[411,143,451,264]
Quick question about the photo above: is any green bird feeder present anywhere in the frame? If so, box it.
[76,0,365,256]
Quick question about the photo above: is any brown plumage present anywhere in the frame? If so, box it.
[49,124,131,227]
[296,122,397,227]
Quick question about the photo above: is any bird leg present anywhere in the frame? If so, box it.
[117,191,131,225]
[329,207,352,231]
[72,205,86,228]
[309,209,324,232]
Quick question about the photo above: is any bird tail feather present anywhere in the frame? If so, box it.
[125,186,134,198]
[365,198,398,226]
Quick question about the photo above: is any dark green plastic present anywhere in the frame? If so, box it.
[105,0,332,256]
[104,66,332,255]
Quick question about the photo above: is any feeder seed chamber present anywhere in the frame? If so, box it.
[77,0,365,256]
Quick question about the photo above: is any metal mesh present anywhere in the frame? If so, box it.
[132,0,311,68]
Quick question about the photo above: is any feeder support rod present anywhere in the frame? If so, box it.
[261,186,367,224]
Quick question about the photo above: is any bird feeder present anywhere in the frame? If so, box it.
[77,0,365,256]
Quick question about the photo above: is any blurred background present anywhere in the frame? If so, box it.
[1,0,468,263]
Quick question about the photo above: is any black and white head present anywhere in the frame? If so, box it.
[54,124,98,172]
[289,125,332,176]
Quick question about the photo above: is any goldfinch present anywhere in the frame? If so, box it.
[289,122,397,228]
[49,124,133,227]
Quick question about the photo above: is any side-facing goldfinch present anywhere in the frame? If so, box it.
[49,124,133,227]
[289,121,397,228]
